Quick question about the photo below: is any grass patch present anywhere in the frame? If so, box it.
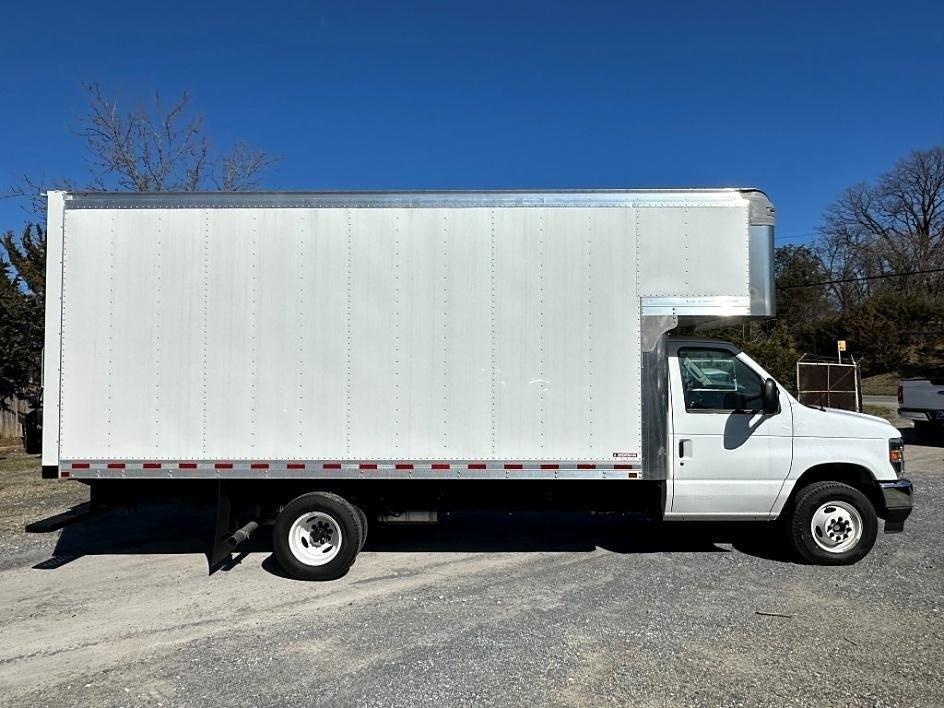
[861,373,899,396]
[862,404,904,424]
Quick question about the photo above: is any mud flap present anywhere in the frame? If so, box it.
[884,519,905,534]
[208,481,235,574]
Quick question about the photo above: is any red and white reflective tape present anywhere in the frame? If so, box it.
[59,459,642,480]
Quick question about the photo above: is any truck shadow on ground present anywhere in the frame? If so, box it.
[33,506,792,575]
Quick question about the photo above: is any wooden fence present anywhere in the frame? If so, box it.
[0,395,30,440]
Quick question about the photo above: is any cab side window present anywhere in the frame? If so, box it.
[678,348,764,412]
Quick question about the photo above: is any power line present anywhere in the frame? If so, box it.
[775,235,817,242]
[775,231,820,242]
[777,267,944,290]
[787,330,944,337]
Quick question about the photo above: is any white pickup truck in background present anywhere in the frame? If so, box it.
[899,378,944,442]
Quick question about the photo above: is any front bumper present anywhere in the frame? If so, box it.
[878,478,913,533]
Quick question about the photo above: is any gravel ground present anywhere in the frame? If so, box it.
[0,439,941,707]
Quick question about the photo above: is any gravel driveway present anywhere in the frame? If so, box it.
[0,440,941,707]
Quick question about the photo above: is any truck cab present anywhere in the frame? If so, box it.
[665,337,912,563]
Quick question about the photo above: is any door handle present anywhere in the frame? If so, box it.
[678,439,692,459]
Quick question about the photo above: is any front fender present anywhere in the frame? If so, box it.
[769,435,895,517]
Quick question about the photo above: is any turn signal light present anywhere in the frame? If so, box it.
[888,439,905,475]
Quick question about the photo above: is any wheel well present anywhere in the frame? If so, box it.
[786,464,882,512]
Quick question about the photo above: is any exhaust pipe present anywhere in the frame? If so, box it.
[227,520,259,548]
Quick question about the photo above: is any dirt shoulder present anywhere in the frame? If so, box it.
[0,452,85,539]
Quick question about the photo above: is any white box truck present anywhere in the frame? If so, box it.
[40,189,912,579]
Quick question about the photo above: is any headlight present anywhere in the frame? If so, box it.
[889,438,905,476]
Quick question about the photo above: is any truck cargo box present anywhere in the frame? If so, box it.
[42,189,775,481]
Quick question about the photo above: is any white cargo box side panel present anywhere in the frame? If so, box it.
[438,209,494,457]
[202,209,264,458]
[638,202,749,298]
[58,203,644,462]
[60,208,161,457]
[537,207,639,459]
[394,208,494,458]
[348,208,407,458]
[253,208,349,458]
[60,209,222,458]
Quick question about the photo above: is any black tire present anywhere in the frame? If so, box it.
[22,409,42,455]
[354,504,368,551]
[273,492,362,581]
[785,481,878,565]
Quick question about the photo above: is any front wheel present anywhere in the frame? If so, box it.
[786,481,878,565]
[273,492,363,580]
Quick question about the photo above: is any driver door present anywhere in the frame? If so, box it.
[668,343,793,517]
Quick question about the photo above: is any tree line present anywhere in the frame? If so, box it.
[707,146,943,385]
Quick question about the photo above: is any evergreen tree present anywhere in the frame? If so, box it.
[0,225,45,400]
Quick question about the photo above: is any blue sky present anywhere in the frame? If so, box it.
[2,0,942,244]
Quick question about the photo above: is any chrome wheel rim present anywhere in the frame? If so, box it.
[288,511,343,566]
[810,501,862,553]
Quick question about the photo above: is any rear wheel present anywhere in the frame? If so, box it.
[273,492,362,580]
[786,481,877,565]
[354,504,369,551]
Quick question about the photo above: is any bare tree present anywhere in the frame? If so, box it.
[80,83,278,192]
[8,84,279,214]
[1,85,279,403]
[818,146,944,312]
[214,141,276,191]
[6,174,75,215]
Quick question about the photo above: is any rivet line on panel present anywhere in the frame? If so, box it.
[59,211,68,449]
[345,210,352,456]
[393,214,400,451]
[744,209,751,294]
[635,208,643,439]
[249,213,258,452]
[105,215,116,449]
[587,212,593,449]
[539,212,545,451]
[155,214,162,450]
[489,209,497,456]
[442,212,449,448]
[201,210,210,455]
[298,215,306,453]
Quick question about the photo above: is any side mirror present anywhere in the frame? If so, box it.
[762,378,779,414]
